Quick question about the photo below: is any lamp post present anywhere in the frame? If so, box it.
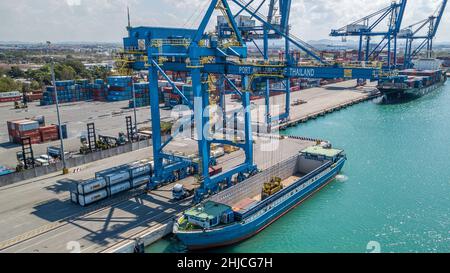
[47,41,68,175]
[132,81,138,135]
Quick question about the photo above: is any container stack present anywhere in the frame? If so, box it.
[91,79,108,101]
[7,119,41,144]
[40,80,94,105]
[6,117,64,144]
[107,76,133,101]
[70,160,153,207]
[76,79,92,101]
[0,91,22,103]
[128,82,150,108]
[40,80,76,105]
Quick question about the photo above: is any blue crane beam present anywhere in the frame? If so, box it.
[159,62,380,80]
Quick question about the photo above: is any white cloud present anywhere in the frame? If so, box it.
[66,0,82,6]
[0,0,448,43]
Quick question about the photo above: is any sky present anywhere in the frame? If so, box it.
[0,0,449,43]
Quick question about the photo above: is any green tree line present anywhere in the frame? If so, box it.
[0,58,111,93]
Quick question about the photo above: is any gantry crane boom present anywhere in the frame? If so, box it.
[330,0,408,69]
[399,0,448,68]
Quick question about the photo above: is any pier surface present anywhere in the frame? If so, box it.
[0,137,314,253]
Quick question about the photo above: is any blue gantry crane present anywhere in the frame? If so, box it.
[217,0,326,126]
[122,0,380,203]
[330,0,408,69]
[399,0,448,69]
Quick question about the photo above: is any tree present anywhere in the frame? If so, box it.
[7,66,25,78]
[55,64,77,80]
[63,59,85,75]
[0,67,6,76]
[30,80,41,90]
[0,76,22,92]
[26,66,51,85]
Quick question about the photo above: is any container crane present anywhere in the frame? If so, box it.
[330,0,408,69]
[217,0,324,125]
[123,0,380,203]
[399,0,448,69]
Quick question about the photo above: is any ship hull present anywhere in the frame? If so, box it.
[174,157,346,250]
[379,76,447,103]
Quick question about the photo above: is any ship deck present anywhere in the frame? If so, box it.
[231,174,304,213]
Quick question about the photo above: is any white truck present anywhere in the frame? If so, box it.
[172,183,196,201]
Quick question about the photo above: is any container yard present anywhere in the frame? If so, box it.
[0,0,448,256]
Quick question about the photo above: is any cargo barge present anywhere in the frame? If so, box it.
[377,59,447,103]
[173,145,346,250]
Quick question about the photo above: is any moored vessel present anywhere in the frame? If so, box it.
[377,59,447,103]
[173,145,347,250]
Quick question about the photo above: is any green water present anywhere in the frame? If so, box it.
[147,84,450,253]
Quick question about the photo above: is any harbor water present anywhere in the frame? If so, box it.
[146,83,450,253]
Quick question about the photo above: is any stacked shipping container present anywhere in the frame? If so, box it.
[7,119,41,144]
[128,82,150,108]
[0,91,22,103]
[107,76,133,101]
[90,79,108,101]
[6,116,64,144]
[71,159,153,206]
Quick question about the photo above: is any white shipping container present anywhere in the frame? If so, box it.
[108,181,131,196]
[18,120,39,132]
[131,175,150,188]
[129,163,151,178]
[0,91,21,98]
[105,170,130,186]
[70,191,79,204]
[77,177,107,195]
[78,189,108,207]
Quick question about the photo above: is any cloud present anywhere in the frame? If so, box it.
[66,0,82,6]
[0,0,448,43]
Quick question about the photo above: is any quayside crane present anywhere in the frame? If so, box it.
[399,0,448,68]
[122,0,380,203]
[330,0,408,69]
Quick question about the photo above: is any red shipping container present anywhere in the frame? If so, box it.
[0,96,21,103]
[41,133,59,142]
[170,93,181,99]
[162,87,173,93]
[39,125,58,132]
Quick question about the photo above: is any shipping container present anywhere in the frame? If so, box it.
[131,175,151,188]
[95,164,129,178]
[104,170,131,186]
[128,162,152,178]
[107,181,131,196]
[78,189,108,207]
[77,177,107,195]
[70,191,79,204]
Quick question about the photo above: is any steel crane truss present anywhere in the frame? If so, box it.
[123,0,380,203]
